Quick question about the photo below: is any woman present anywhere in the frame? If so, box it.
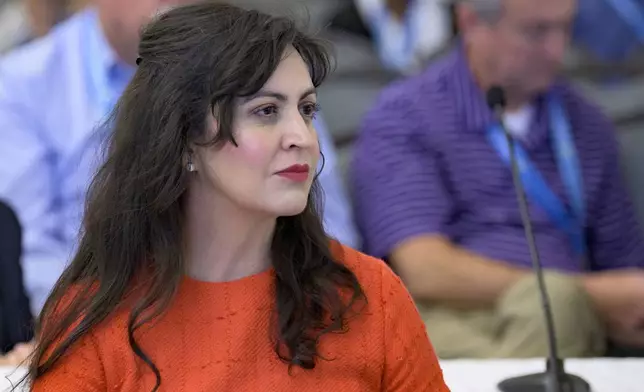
[26,3,448,391]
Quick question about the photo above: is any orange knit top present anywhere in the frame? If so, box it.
[32,245,449,391]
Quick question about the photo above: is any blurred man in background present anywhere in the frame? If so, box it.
[328,0,454,75]
[353,0,452,74]
[0,0,86,53]
[352,0,644,358]
[0,0,357,323]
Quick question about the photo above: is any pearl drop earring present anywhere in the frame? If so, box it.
[186,155,196,172]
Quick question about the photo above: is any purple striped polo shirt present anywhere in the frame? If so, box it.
[351,46,644,272]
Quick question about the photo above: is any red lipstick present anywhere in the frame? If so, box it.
[276,164,310,182]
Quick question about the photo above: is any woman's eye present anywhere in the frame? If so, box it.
[255,105,277,117]
[301,103,320,118]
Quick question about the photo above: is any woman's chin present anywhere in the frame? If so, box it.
[271,199,310,217]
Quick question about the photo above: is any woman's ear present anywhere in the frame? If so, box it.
[209,107,221,135]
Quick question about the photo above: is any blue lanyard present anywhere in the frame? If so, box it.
[604,0,644,43]
[366,0,418,71]
[486,95,587,257]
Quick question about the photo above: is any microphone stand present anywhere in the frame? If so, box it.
[487,88,592,392]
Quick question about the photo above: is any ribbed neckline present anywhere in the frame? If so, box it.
[178,267,275,298]
[182,267,274,286]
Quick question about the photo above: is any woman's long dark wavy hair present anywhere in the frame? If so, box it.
[26,3,365,390]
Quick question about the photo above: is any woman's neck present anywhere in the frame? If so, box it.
[183,190,275,283]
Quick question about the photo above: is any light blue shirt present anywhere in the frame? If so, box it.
[0,8,358,315]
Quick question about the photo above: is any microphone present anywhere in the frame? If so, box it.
[486,86,591,392]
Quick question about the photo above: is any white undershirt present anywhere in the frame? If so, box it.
[503,105,535,140]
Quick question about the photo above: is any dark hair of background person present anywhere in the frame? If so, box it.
[24,3,365,391]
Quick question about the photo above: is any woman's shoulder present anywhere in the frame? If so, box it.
[331,242,448,390]
[330,241,410,305]
[331,241,382,278]
[42,281,138,344]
